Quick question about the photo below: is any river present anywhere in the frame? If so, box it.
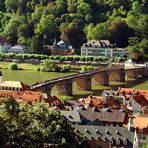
[1,69,148,98]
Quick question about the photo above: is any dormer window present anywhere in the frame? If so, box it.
[115,130,120,135]
[109,138,113,144]
[116,138,120,145]
[75,129,79,133]
[123,139,127,145]
[95,129,99,134]
[85,129,90,133]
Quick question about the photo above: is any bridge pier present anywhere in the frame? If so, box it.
[85,75,91,91]
[93,71,109,86]
[65,80,73,96]
[141,67,148,77]
[118,69,125,82]
[109,69,125,82]
[126,69,141,78]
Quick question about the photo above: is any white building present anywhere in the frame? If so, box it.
[0,36,11,53]
[8,45,26,54]
[81,40,117,58]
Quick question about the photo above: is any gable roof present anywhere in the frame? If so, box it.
[0,81,28,89]
[73,125,136,146]
[78,109,126,123]
[0,90,43,103]
[61,110,81,123]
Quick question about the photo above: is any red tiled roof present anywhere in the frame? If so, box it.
[0,90,61,106]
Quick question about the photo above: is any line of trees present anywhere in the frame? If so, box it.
[0,53,110,62]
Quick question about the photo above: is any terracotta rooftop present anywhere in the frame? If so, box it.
[133,116,148,129]
[0,90,61,106]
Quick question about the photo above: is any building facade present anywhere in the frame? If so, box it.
[8,45,26,54]
[81,40,117,58]
[48,40,74,55]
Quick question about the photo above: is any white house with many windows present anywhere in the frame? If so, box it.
[81,40,117,58]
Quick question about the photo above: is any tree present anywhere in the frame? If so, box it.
[0,98,83,147]
[60,23,85,52]
[30,36,43,53]
[110,19,133,47]
[42,59,57,72]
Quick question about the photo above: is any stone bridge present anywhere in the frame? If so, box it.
[30,66,147,96]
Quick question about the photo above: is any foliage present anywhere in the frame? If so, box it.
[0,99,83,147]
[8,63,18,70]
[0,0,148,55]
[61,65,71,72]
[114,57,126,63]
[80,66,94,73]
[41,60,57,72]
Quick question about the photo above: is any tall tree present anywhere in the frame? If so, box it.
[0,98,83,147]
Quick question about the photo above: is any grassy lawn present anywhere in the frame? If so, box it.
[0,62,40,71]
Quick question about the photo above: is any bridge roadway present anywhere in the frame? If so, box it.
[30,66,143,91]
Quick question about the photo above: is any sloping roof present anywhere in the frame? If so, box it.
[78,109,126,123]
[101,90,118,96]
[73,125,135,146]
[46,96,62,106]
[0,90,61,106]
[0,90,43,103]
[0,81,28,89]
[61,110,81,123]
[133,116,148,128]
[9,45,24,50]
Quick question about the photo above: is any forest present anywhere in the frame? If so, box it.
[0,0,148,55]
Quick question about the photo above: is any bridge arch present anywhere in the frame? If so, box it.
[50,83,67,96]
[72,76,91,92]
[109,69,125,82]
[91,72,109,86]
[125,69,142,78]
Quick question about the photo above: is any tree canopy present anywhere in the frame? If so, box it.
[0,0,148,55]
[0,98,83,147]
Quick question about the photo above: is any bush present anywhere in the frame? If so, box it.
[80,65,94,73]
[55,65,62,72]
[61,65,71,72]
[114,57,126,63]
[36,67,40,71]
[9,63,18,70]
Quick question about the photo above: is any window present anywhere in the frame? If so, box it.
[116,139,120,145]
[123,140,127,145]
[110,139,113,144]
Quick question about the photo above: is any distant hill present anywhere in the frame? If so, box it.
[0,0,148,54]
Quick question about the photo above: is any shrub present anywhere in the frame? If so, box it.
[55,65,61,72]
[61,65,71,72]
[41,60,57,72]
[9,63,18,70]
[36,67,40,71]
[80,65,94,73]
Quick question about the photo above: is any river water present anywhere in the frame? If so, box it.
[1,69,148,98]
